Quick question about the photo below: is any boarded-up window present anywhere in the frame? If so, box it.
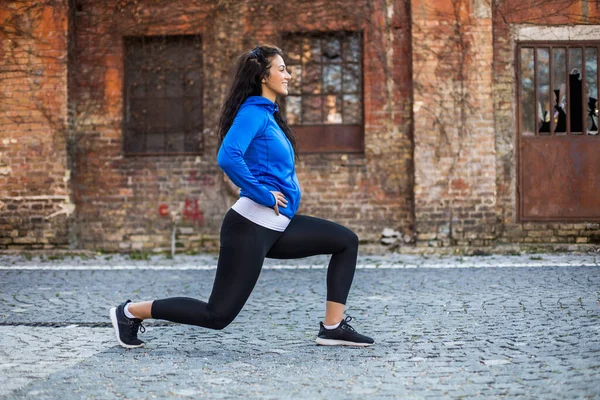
[281,31,363,153]
[123,35,203,155]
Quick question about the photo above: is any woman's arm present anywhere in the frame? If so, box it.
[217,107,276,207]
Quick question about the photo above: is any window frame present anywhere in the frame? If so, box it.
[280,30,365,154]
[516,41,599,138]
[122,35,204,157]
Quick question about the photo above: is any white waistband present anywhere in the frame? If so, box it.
[231,197,291,232]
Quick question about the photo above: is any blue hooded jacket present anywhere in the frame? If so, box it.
[217,96,301,219]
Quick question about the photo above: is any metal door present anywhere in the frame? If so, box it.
[517,43,600,221]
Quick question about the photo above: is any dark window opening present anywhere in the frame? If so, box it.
[123,35,203,156]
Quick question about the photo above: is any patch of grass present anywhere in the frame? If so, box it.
[128,251,150,261]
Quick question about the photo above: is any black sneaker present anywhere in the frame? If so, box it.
[110,300,146,349]
[316,316,374,347]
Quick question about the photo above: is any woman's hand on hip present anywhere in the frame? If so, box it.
[270,191,288,216]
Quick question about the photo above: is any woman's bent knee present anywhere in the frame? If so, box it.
[345,229,359,249]
[204,309,236,330]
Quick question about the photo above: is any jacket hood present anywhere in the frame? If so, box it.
[240,96,279,114]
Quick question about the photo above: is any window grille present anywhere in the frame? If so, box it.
[123,35,203,155]
[518,43,598,137]
[281,31,363,153]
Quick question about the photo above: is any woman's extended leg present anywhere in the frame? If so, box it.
[110,210,280,348]
[152,210,280,328]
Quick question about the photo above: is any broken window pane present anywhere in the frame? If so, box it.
[343,63,360,93]
[521,48,535,137]
[569,47,583,134]
[324,95,342,124]
[323,64,342,93]
[302,63,321,94]
[552,48,567,134]
[343,94,361,124]
[302,37,321,63]
[286,96,302,125]
[288,64,302,94]
[343,34,361,63]
[537,48,550,135]
[302,96,322,124]
[286,38,302,63]
[585,47,598,135]
[322,38,341,63]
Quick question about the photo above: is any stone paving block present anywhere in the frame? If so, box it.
[0,254,599,398]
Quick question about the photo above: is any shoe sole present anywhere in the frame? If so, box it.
[109,307,144,349]
[315,337,374,347]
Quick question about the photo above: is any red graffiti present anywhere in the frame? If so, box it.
[183,199,204,225]
[158,204,169,216]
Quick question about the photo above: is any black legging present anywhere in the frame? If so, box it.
[151,209,359,330]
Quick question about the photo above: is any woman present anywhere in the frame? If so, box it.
[110,45,374,348]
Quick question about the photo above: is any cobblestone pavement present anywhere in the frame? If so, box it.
[0,253,599,399]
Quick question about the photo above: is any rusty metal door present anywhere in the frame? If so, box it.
[518,43,600,221]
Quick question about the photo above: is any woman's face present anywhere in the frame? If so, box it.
[263,54,291,99]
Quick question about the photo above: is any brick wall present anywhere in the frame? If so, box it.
[411,0,497,247]
[2,0,599,252]
[0,1,71,250]
[68,0,414,251]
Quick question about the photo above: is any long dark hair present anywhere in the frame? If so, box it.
[217,45,298,159]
